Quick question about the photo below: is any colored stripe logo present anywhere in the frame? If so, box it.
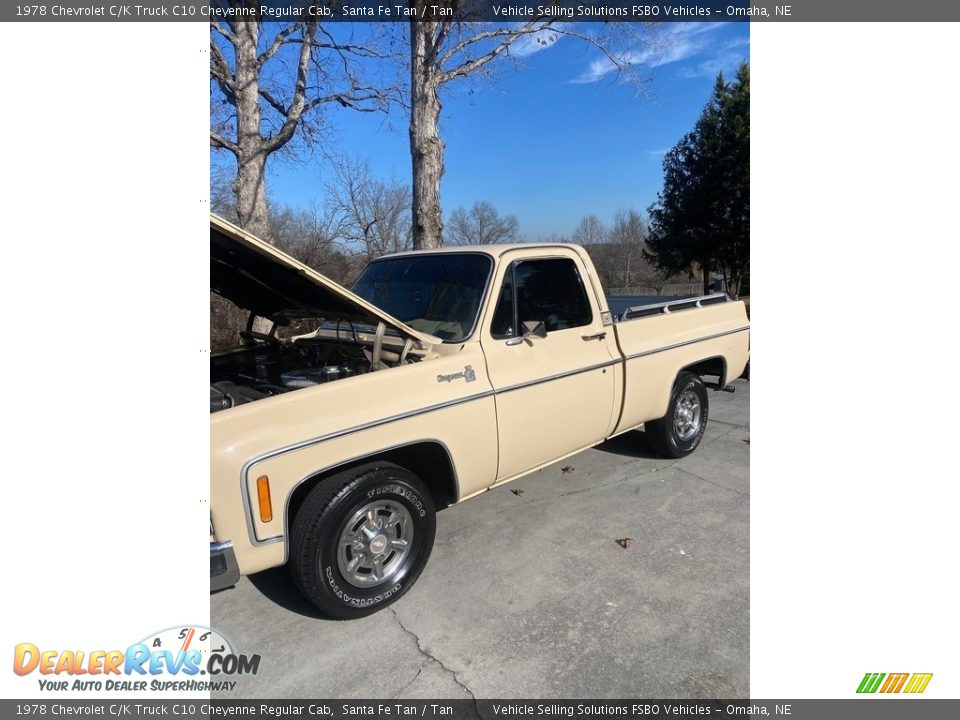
[857,672,932,694]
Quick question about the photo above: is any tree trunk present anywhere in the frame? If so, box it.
[703,262,711,295]
[409,20,444,250]
[236,151,269,241]
[232,21,271,242]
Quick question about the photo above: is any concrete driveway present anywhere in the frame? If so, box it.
[212,379,749,699]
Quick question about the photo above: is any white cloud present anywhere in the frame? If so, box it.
[570,24,745,84]
[676,35,751,79]
[509,28,563,58]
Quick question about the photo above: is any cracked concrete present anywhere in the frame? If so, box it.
[211,379,749,699]
[389,607,479,708]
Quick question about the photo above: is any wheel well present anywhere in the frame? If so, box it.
[286,441,458,530]
[680,356,727,388]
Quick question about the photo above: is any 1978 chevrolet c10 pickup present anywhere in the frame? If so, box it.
[210,215,750,618]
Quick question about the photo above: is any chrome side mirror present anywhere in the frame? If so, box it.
[521,320,547,339]
[506,320,547,346]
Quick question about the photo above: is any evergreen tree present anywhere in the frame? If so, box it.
[645,63,750,297]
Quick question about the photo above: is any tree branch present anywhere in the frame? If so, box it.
[209,39,236,104]
[430,21,453,65]
[438,25,547,84]
[303,89,385,113]
[257,21,300,68]
[210,132,240,156]
[263,19,317,153]
[258,87,288,117]
[438,21,551,70]
[549,26,647,79]
[210,17,235,43]
[287,35,389,59]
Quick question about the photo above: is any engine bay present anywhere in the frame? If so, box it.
[210,334,399,413]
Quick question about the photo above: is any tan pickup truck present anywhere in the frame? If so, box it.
[210,215,749,618]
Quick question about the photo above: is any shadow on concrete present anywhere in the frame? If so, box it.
[246,567,331,620]
[594,429,661,460]
[240,432,659,617]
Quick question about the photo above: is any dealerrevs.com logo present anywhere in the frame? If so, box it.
[13,626,260,692]
[857,672,933,694]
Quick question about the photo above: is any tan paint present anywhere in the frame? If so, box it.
[210,221,749,577]
[479,247,620,480]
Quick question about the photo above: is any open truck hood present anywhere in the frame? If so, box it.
[210,214,440,347]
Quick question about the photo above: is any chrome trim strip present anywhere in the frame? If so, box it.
[238,324,749,547]
[496,359,618,395]
[492,328,747,396]
[621,293,731,320]
[240,391,494,546]
[269,438,461,562]
[623,326,750,362]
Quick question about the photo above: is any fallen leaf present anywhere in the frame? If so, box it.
[616,538,633,549]
[561,466,575,474]
[511,488,524,496]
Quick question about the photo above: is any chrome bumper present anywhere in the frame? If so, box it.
[210,540,240,592]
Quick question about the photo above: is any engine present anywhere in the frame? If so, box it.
[210,339,372,413]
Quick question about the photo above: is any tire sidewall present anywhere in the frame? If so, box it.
[304,467,435,617]
[667,375,709,455]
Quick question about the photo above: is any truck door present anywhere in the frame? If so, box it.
[480,253,619,482]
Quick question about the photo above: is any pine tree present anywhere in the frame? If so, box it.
[645,63,750,297]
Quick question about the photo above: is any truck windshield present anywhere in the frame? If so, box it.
[352,254,492,342]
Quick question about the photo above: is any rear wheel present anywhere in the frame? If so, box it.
[645,372,709,459]
[289,462,435,619]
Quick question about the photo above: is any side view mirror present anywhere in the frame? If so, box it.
[506,320,547,346]
[521,320,547,339]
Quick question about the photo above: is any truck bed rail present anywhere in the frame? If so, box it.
[619,293,732,321]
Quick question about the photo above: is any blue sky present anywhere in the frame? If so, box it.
[224,22,749,240]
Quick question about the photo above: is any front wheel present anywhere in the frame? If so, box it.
[644,372,709,459]
[289,462,436,619]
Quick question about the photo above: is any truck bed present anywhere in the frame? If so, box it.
[605,294,684,320]
[609,293,732,321]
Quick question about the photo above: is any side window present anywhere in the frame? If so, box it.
[516,258,593,332]
[490,265,516,339]
[490,257,593,338]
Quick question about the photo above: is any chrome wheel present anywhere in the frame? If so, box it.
[673,389,702,441]
[337,500,414,588]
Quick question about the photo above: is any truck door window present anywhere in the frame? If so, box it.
[490,265,516,338]
[491,258,593,338]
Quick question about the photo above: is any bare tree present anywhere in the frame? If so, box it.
[609,209,648,288]
[447,201,519,245]
[406,5,648,249]
[210,4,391,240]
[210,201,358,350]
[269,203,346,270]
[633,263,676,296]
[571,215,608,246]
[325,155,412,260]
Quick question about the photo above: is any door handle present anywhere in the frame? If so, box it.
[581,331,607,341]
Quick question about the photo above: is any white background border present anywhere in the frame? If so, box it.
[751,22,959,698]
[2,19,958,700]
